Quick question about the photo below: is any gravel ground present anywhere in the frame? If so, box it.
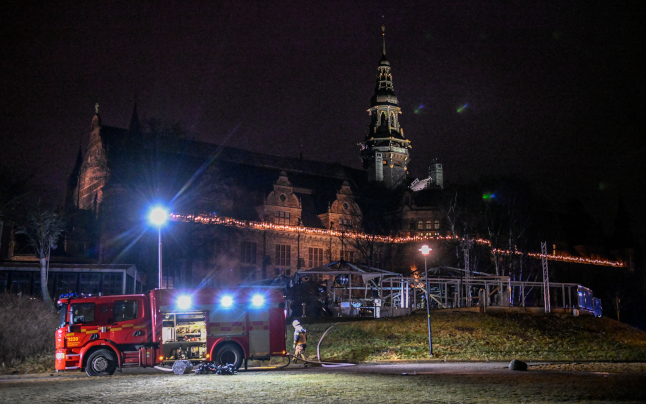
[0,363,644,403]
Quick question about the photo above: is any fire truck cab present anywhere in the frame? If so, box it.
[55,288,287,376]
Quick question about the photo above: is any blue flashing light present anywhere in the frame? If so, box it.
[177,295,192,310]
[251,294,265,307]
[221,295,234,307]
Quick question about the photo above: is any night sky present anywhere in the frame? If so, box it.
[1,1,644,243]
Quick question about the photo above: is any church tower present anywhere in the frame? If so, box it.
[360,25,411,188]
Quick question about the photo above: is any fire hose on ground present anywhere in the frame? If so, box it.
[289,324,356,368]
[155,324,355,374]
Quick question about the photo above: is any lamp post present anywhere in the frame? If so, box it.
[150,207,168,289]
[419,244,433,356]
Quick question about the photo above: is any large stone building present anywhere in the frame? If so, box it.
[62,29,445,289]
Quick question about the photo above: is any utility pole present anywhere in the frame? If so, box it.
[541,241,551,313]
[462,235,473,307]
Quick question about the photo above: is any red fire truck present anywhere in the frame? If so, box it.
[55,288,287,376]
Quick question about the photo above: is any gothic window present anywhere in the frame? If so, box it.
[426,221,432,230]
[434,220,440,229]
[275,244,291,266]
[308,247,323,268]
[241,241,257,264]
[274,211,290,225]
[417,221,423,230]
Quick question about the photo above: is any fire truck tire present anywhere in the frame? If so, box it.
[85,349,117,377]
[214,343,243,370]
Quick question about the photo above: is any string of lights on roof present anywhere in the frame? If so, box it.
[169,213,625,268]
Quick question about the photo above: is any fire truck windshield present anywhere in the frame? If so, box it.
[59,303,68,328]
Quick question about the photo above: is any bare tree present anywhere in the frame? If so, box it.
[17,205,65,308]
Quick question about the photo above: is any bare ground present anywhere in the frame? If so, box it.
[1,362,645,403]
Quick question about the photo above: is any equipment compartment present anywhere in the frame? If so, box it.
[160,311,207,361]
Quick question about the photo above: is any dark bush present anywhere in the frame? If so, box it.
[0,293,59,367]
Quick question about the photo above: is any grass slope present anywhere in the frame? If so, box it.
[295,311,646,362]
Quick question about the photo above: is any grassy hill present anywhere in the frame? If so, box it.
[2,291,646,374]
[295,310,646,362]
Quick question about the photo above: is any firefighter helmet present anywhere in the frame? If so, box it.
[292,319,300,327]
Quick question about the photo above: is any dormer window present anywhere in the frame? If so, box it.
[279,193,287,203]
[274,211,290,225]
[339,218,352,229]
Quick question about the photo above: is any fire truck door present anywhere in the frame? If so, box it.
[247,310,270,357]
[110,298,148,345]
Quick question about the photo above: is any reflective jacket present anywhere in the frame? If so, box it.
[294,325,307,345]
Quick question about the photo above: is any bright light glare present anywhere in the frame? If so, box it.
[177,295,191,309]
[221,295,233,307]
[419,245,432,256]
[251,294,264,307]
[149,207,168,226]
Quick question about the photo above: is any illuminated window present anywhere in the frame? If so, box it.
[274,211,290,225]
[241,241,257,264]
[308,247,323,268]
[434,220,440,229]
[275,244,291,266]
[417,221,423,230]
[426,221,432,229]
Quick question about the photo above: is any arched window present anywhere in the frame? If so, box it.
[417,221,423,230]
[426,221,432,229]
[434,220,440,229]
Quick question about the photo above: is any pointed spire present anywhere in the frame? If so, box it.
[128,101,140,134]
[382,18,386,56]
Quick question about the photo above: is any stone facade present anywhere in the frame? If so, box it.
[63,31,444,288]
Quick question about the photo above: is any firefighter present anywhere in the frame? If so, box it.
[292,319,307,365]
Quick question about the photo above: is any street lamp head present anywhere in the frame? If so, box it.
[149,207,168,226]
[419,245,432,256]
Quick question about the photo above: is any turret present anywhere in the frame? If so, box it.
[360,24,411,188]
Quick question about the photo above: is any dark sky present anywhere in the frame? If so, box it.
[1,1,644,241]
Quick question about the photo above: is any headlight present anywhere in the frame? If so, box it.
[251,294,264,307]
[56,352,65,360]
[177,295,191,310]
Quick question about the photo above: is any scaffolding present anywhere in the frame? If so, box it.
[286,262,600,319]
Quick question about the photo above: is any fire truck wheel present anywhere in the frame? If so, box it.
[85,349,117,377]
[214,343,243,370]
